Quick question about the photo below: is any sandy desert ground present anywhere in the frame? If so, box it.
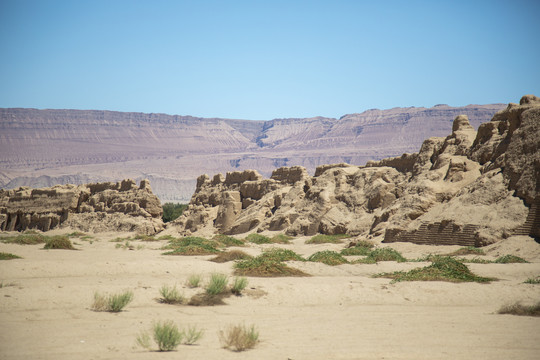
[1,230,539,360]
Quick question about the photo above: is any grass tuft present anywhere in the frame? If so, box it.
[213,234,245,247]
[494,255,528,263]
[183,325,205,345]
[260,248,305,262]
[43,235,76,250]
[153,320,183,351]
[245,233,272,244]
[524,277,540,284]
[220,324,259,352]
[374,256,494,283]
[159,285,185,304]
[186,274,202,288]
[305,234,350,244]
[66,231,86,238]
[206,273,229,295]
[498,302,540,317]
[234,255,309,277]
[162,236,221,255]
[1,233,46,245]
[270,234,293,244]
[0,252,22,260]
[231,277,249,295]
[308,250,348,266]
[210,250,253,263]
[341,240,374,256]
[133,234,158,242]
[91,290,134,312]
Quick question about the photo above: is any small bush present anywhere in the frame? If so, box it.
[2,233,46,245]
[524,277,540,284]
[374,256,494,283]
[446,246,486,256]
[213,234,245,247]
[153,320,183,351]
[306,234,350,244]
[341,241,374,256]
[157,234,176,241]
[186,274,202,288]
[162,202,188,223]
[234,256,309,277]
[133,234,158,242]
[308,251,348,266]
[67,231,86,238]
[210,250,253,263]
[183,325,204,345]
[366,248,407,262]
[260,248,305,262]
[220,324,259,352]
[159,285,185,304]
[494,255,528,263]
[91,290,134,312]
[271,234,293,244]
[498,302,540,317]
[43,236,76,250]
[0,252,21,260]
[206,273,228,295]
[245,233,272,244]
[163,237,221,255]
[231,277,249,295]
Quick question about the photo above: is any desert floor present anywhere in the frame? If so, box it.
[1,231,539,360]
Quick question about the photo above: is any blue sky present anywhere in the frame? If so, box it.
[1,0,539,120]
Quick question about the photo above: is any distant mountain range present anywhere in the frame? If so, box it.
[0,104,505,202]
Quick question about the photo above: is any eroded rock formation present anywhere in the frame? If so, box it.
[0,179,163,234]
[170,95,539,245]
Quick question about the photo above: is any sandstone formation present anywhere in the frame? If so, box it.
[0,104,504,202]
[0,179,163,234]
[170,96,539,246]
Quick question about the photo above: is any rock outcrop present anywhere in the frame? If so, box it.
[170,96,539,245]
[0,179,163,234]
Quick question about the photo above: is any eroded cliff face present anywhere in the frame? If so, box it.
[170,96,539,245]
[0,179,163,234]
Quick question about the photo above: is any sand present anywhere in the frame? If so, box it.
[1,231,539,359]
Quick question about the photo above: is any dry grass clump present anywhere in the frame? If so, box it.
[498,302,540,317]
[137,322,204,351]
[43,235,76,250]
[231,277,249,295]
[494,254,528,263]
[162,237,221,255]
[234,254,309,277]
[220,324,259,352]
[305,234,350,244]
[374,256,494,283]
[186,274,203,288]
[0,252,22,260]
[206,273,229,295]
[446,246,486,256]
[210,250,253,263]
[91,290,134,312]
[133,234,159,241]
[308,250,348,266]
[158,285,185,304]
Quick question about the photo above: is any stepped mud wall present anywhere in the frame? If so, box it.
[0,179,164,234]
[171,95,539,246]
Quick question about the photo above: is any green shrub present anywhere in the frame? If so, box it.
[153,320,183,351]
[375,256,494,283]
[133,234,158,241]
[260,248,305,262]
[159,285,185,304]
[206,273,228,295]
[245,233,272,244]
[0,252,21,260]
[220,324,259,352]
[305,234,350,244]
[213,234,245,247]
[210,250,253,263]
[494,255,528,263]
[498,302,540,317]
[234,256,309,277]
[162,203,188,223]
[446,246,486,256]
[91,290,134,312]
[271,234,293,244]
[524,277,540,284]
[43,236,76,250]
[183,325,204,345]
[365,248,407,262]
[2,233,46,245]
[341,241,374,256]
[186,274,202,288]
[163,237,221,255]
[231,277,249,295]
[308,250,348,266]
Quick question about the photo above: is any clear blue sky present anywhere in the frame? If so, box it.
[1,0,539,120]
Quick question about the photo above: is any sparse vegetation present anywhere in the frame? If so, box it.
[341,240,374,256]
[186,274,203,288]
[115,241,134,250]
[220,324,259,352]
[66,231,86,238]
[43,235,76,250]
[213,234,245,247]
[498,302,540,317]
[1,232,46,245]
[231,277,249,295]
[308,250,348,265]
[234,255,309,277]
[270,234,293,244]
[0,281,16,288]
[305,234,350,244]
[206,273,228,295]
[133,234,158,241]
[153,320,184,351]
[162,236,221,255]
[91,290,134,312]
[260,248,305,262]
[0,252,21,260]
[157,234,176,241]
[524,277,540,284]
[245,233,272,244]
[162,202,188,223]
[210,250,253,263]
[355,247,407,263]
[446,246,486,256]
[183,325,205,345]
[159,285,185,304]
[374,256,494,283]
[494,255,528,263]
